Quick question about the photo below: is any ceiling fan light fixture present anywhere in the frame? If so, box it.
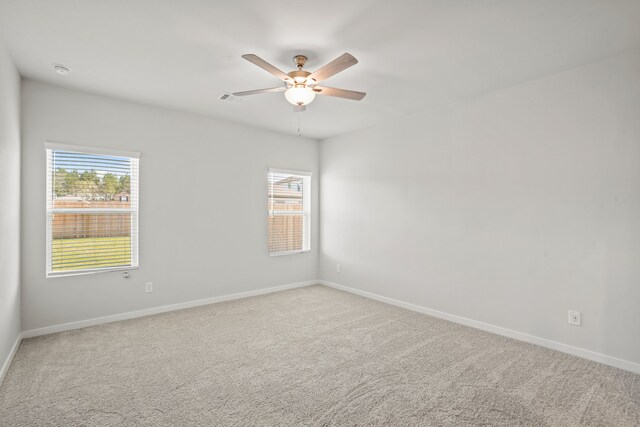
[284,86,315,106]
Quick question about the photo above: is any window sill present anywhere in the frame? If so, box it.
[269,250,311,257]
[46,265,139,278]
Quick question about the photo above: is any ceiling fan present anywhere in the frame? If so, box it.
[232,53,366,112]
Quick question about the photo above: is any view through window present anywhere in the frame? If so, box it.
[268,169,311,255]
[45,144,139,276]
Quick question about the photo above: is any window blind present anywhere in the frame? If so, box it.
[45,143,140,277]
[268,169,311,256]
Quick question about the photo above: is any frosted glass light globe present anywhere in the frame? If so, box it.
[284,87,316,106]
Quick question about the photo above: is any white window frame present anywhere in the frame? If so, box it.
[268,168,311,256]
[45,142,141,277]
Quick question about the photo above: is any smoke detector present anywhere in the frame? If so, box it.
[53,64,71,75]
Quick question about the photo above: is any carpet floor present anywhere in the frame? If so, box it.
[1,285,639,426]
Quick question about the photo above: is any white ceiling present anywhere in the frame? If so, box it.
[1,0,639,139]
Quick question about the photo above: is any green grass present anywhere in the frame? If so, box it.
[52,236,131,271]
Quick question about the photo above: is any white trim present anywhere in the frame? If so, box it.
[0,333,23,385]
[47,265,139,278]
[269,249,311,257]
[268,167,312,177]
[13,280,638,379]
[319,280,640,374]
[22,281,317,339]
[44,141,141,159]
[45,149,52,275]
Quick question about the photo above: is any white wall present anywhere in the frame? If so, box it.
[21,81,319,331]
[320,50,640,364]
[0,39,21,369]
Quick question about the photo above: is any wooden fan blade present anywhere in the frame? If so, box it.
[308,53,358,83]
[241,54,291,81]
[313,87,366,101]
[232,87,286,96]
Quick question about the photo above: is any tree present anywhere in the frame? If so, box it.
[80,170,99,185]
[65,170,80,196]
[77,180,99,200]
[118,174,130,195]
[54,168,67,197]
[102,173,119,200]
[72,170,99,200]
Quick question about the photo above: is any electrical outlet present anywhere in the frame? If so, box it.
[336,263,341,273]
[568,310,581,326]
[145,282,153,293]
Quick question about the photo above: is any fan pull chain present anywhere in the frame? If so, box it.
[297,115,302,137]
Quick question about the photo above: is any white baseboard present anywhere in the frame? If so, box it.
[320,280,640,375]
[0,332,23,385]
[22,280,317,339]
[15,279,640,376]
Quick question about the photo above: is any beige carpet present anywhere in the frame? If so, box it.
[1,285,639,426]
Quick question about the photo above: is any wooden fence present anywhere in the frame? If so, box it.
[52,199,304,250]
[268,198,305,253]
[268,215,303,253]
[52,200,132,239]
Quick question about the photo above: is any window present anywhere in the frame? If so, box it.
[45,143,140,277]
[268,169,311,256]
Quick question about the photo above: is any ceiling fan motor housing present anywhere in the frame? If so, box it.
[286,55,313,87]
[293,55,308,68]
[287,70,314,87]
